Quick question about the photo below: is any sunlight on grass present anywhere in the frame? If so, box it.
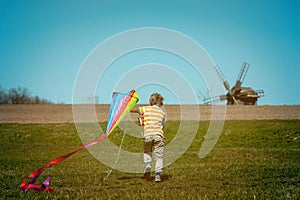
[0,120,299,199]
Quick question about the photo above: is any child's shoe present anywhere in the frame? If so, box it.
[155,172,161,182]
[143,167,151,181]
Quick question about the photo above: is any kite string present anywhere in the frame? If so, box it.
[104,130,126,181]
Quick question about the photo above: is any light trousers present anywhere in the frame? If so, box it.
[143,135,164,173]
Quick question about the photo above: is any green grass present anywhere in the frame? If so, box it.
[0,120,299,199]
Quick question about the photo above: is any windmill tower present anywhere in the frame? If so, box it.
[203,62,264,105]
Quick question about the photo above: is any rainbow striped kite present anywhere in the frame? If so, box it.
[106,90,139,136]
[20,89,139,192]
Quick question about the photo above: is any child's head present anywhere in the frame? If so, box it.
[149,93,164,106]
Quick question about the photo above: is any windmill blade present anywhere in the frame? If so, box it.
[203,94,227,104]
[237,62,249,83]
[232,96,239,105]
[197,90,206,100]
[198,89,217,104]
[233,62,250,91]
[214,65,231,91]
[255,89,265,98]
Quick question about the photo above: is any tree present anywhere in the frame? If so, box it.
[0,86,9,104]
[0,86,53,104]
[8,87,31,104]
[32,95,41,104]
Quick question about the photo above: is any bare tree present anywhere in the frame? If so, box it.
[0,86,9,104]
[8,87,31,104]
[0,86,53,104]
[32,95,40,104]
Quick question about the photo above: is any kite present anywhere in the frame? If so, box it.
[20,89,139,192]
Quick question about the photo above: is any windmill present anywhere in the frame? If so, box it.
[203,62,264,105]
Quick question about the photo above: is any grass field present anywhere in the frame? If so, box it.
[0,120,299,199]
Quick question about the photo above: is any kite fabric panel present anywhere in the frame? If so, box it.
[20,89,139,192]
[106,90,139,136]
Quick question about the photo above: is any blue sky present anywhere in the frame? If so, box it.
[0,0,299,105]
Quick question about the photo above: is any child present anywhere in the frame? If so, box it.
[131,93,166,182]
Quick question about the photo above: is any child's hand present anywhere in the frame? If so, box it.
[130,107,139,113]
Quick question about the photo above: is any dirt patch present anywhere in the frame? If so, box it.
[0,104,299,124]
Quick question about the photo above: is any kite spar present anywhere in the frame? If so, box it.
[20,89,139,192]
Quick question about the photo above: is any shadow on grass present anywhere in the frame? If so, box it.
[118,174,172,182]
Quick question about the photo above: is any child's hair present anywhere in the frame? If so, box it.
[149,93,164,106]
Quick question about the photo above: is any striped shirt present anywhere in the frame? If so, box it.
[138,105,166,137]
